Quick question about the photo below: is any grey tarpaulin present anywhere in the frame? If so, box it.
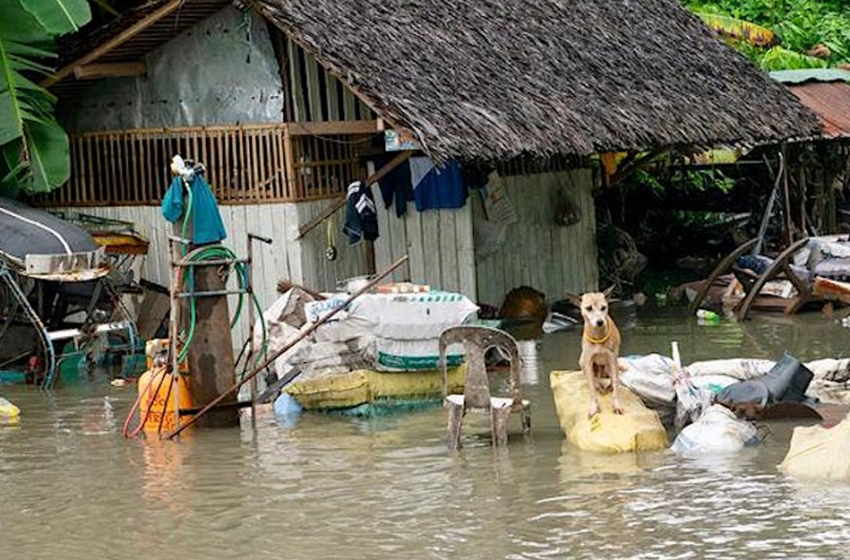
[0,198,97,264]
[57,6,283,132]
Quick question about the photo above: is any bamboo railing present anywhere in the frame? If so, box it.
[40,123,369,206]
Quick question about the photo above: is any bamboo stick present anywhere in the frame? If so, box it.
[224,130,232,202]
[275,129,285,200]
[122,130,130,203]
[164,254,409,439]
[215,132,224,201]
[251,131,260,203]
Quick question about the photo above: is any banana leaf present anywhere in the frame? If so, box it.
[695,12,778,47]
[0,0,90,195]
[21,0,91,35]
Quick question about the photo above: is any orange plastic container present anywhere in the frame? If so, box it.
[137,367,194,433]
[145,339,188,373]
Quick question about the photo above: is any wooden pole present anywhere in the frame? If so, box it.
[164,254,409,439]
[782,145,794,245]
[296,150,413,239]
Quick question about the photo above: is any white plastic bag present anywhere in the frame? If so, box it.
[672,404,761,454]
[671,342,713,431]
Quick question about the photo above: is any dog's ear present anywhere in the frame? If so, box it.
[564,292,582,307]
[602,286,615,299]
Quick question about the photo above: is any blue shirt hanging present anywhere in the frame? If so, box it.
[161,174,227,244]
[412,159,467,211]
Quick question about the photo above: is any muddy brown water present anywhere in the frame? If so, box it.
[2,308,850,559]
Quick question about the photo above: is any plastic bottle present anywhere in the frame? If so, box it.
[696,309,720,322]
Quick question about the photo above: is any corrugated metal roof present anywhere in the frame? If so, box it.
[46,0,233,99]
[786,81,850,139]
[770,68,850,85]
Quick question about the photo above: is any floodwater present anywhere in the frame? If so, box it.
[2,307,850,559]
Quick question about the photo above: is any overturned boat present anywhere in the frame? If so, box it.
[0,198,141,387]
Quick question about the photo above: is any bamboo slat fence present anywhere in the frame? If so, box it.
[40,123,368,206]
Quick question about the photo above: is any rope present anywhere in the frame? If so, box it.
[121,365,169,439]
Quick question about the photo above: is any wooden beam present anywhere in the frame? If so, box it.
[296,150,413,239]
[287,120,380,137]
[248,0,407,132]
[42,0,184,88]
[73,61,147,80]
[287,37,307,122]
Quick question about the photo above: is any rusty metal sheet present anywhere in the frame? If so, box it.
[788,81,850,139]
[91,232,150,255]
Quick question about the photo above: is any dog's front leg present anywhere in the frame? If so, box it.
[583,360,600,418]
[610,355,623,415]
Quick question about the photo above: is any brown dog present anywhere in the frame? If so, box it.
[567,288,623,417]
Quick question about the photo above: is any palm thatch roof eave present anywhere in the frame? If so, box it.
[252,0,821,163]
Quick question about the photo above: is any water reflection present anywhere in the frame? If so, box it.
[1,309,850,559]
[518,339,541,386]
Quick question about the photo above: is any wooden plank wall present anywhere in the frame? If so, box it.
[294,199,372,291]
[51,203,304,350]
[373,169,596,306]
[373,198,477,298]
[284,37,375,124]
[474,169,598,308]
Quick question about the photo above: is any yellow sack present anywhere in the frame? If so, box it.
[286,365,466,410]
[779,412,850,480]
[550,370,669,453]
[0,397,20,423]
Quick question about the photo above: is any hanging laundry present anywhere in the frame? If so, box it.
[344,180,379,245]
[410,158,468,212]
[375,154,414,217]
[161,173,227,244]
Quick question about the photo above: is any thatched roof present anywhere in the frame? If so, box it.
[253,0,821,162]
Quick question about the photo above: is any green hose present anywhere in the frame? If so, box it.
[176,178,268,369]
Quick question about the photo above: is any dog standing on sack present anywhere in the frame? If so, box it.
[566,287,624,418]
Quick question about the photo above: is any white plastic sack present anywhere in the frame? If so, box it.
[806,358,850,382]
[689,374,739,395]
[671,343,713,431]
[349,293,478,371]
[686,359,775,381]
[674,372,714,432]
[619,354,677,406]
[672,404,761,454]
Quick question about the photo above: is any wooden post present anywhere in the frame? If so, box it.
[166,255,409,439]
[185,263,238,428]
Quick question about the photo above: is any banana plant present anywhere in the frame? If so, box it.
[0,0,91,198]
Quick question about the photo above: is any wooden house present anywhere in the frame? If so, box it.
[41,0,820,343]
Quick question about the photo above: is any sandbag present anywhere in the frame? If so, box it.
[550,370,669,453]
[672,404,761,454]
[778,412,850,480]
[0,396,20,423]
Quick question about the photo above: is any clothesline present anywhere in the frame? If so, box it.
[295,151,413,240]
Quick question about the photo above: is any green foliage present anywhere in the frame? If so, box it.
[683,0,850,69]
[759,45,828,70]
[0,0,91,198]
[624,167,735,196]
[670,168,736,194]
